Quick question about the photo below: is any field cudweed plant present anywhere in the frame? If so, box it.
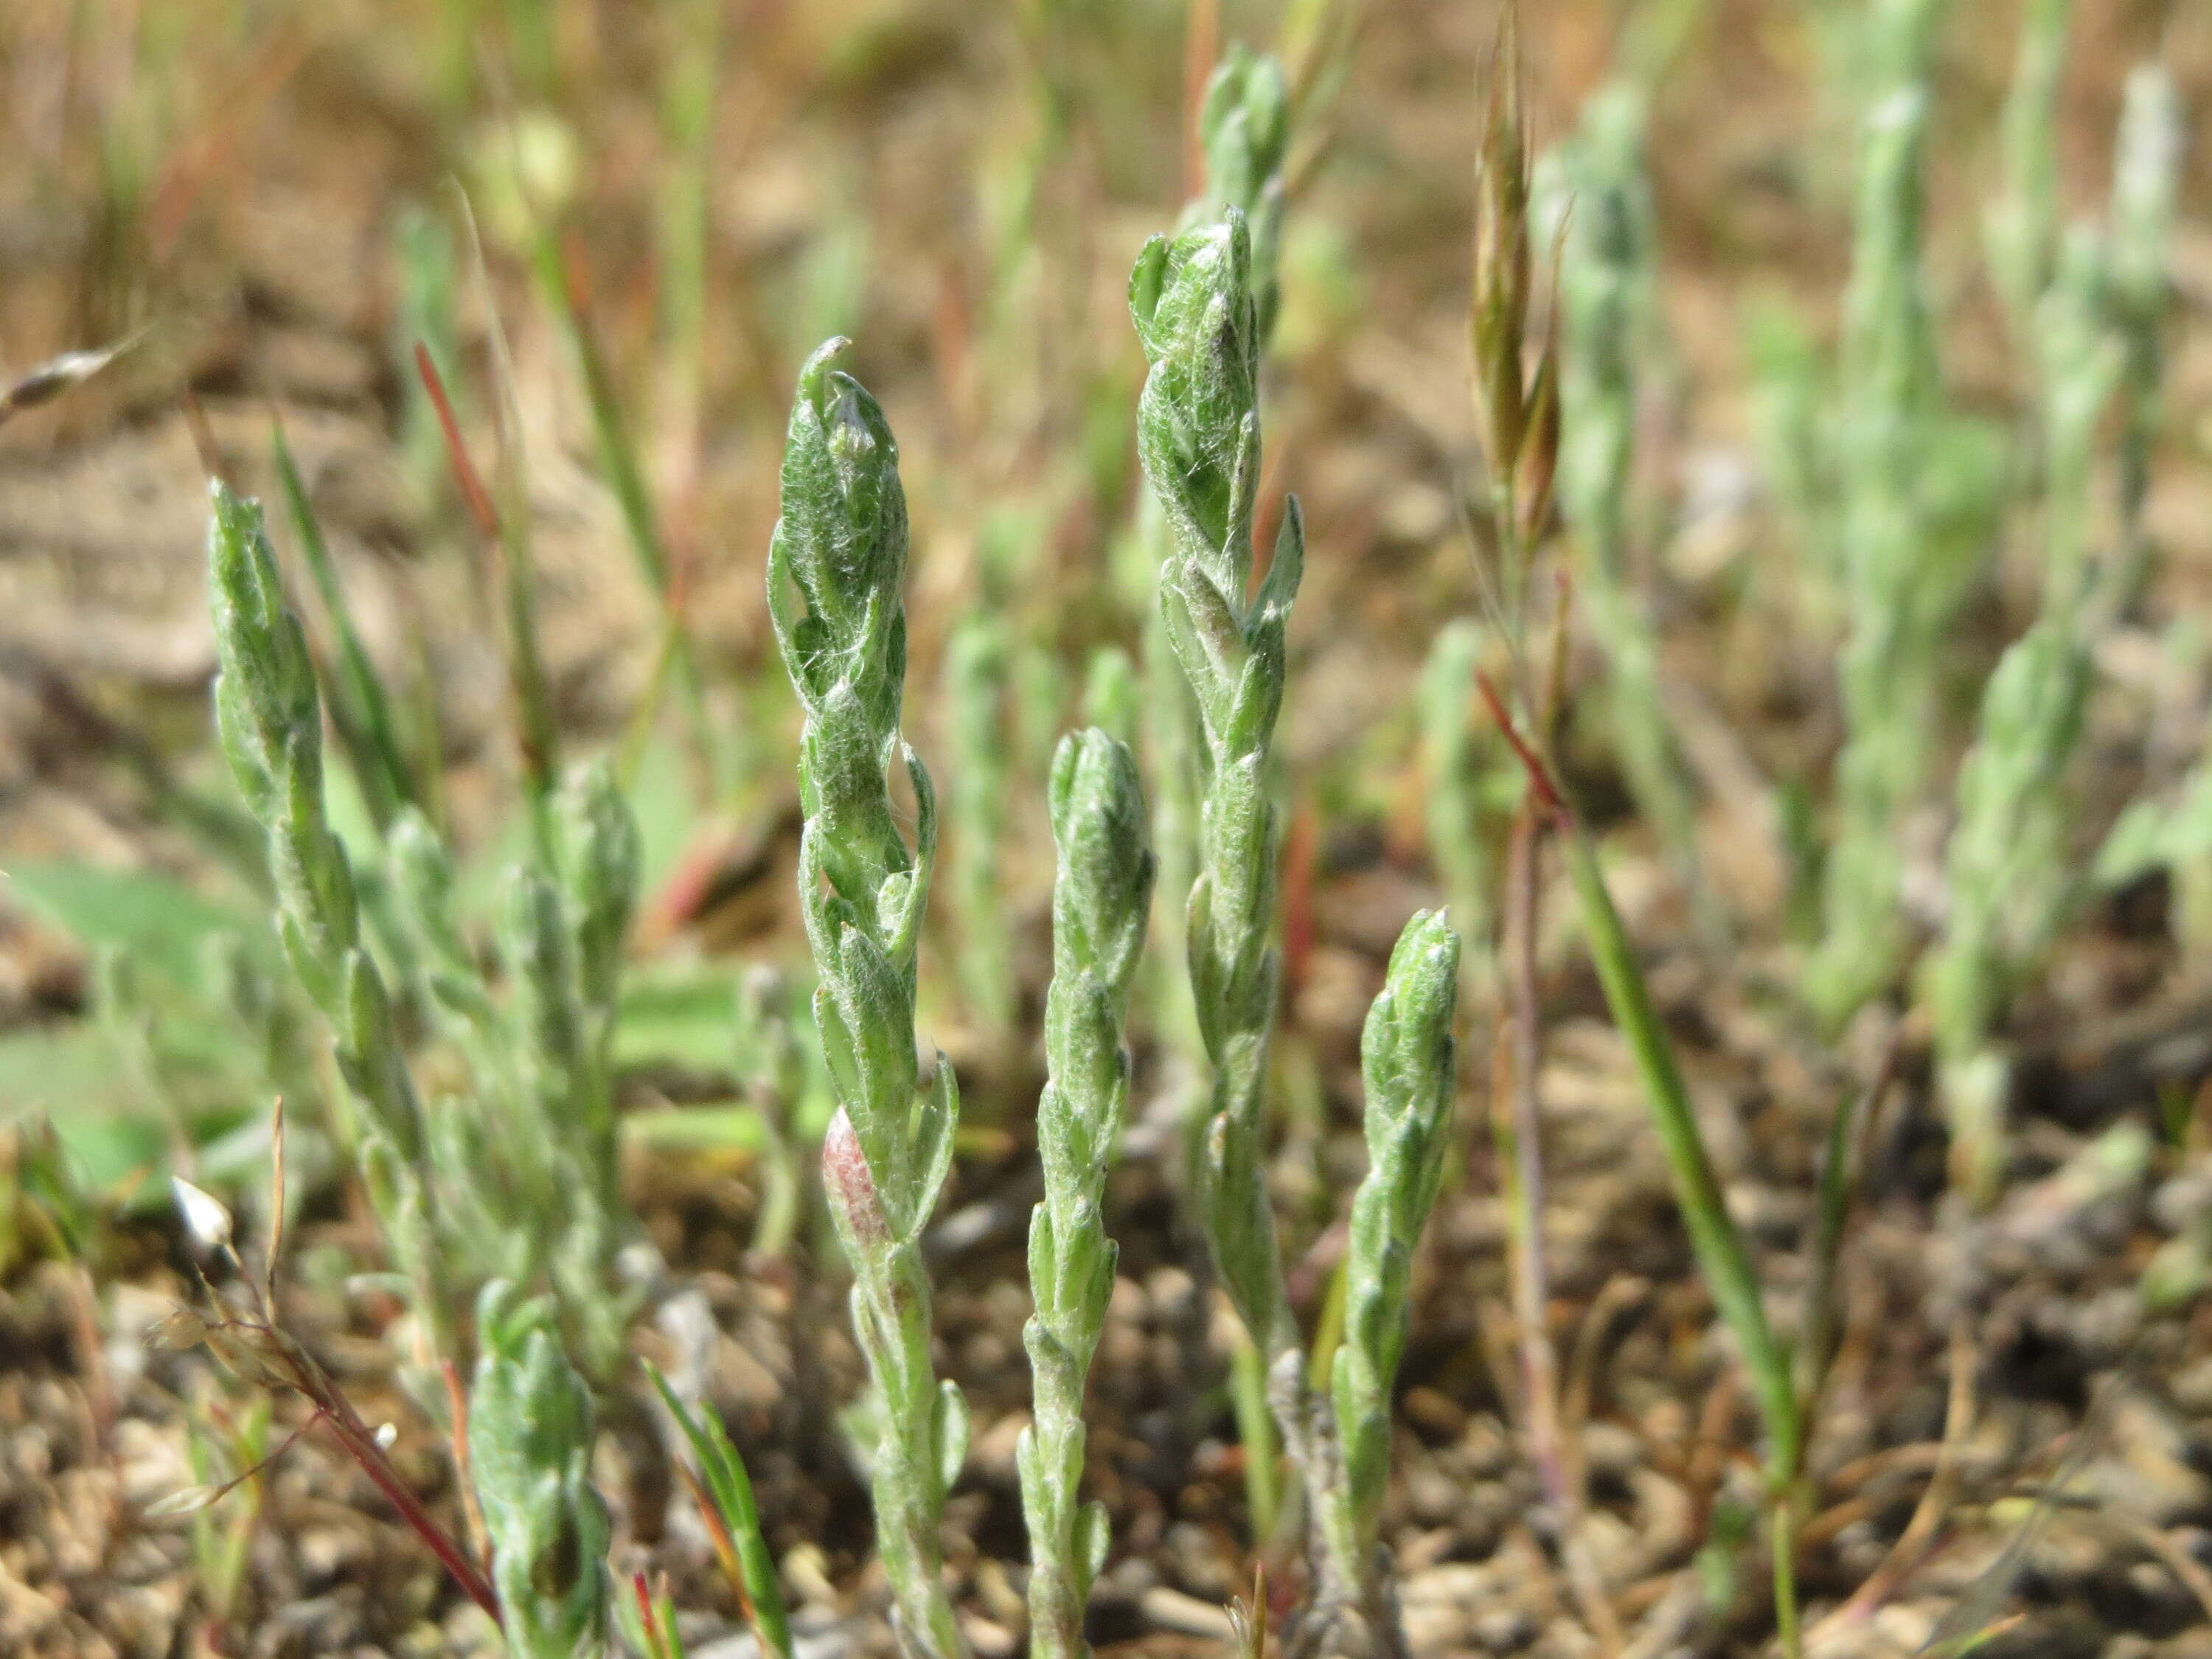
[1133,206,1465,1658]
[1019,728,1154,1659]
[768,338,970,1659]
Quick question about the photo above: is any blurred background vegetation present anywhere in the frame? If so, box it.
[0,0,2202,1187]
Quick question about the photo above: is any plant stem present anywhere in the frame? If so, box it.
[1230,1331,1281,1545]
[1129,211,1302,1367]
[1772,1496,1802,1659]
[1557,818,1799,1486]
[1498,808,1566,1512]
[1486,676,1804,1606]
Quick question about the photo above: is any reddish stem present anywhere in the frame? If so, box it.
[320,1412,503,1624]
[1474,671,1566,819]
[414,343,502,543]
[678,1461,751,1612]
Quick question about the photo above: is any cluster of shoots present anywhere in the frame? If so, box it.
[468,1283,614,1657]
[1132,195,1465,1658]
[765,267,1467,1656]
[1748,0,2183,1206]
[209,477,644,1379]
[1802,0,2006,1034]
[1922,18,2182,1204]
[1509,8,2184,1658]
[201,462,669,1644]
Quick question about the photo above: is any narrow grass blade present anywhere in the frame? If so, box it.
[1798,1046,1896,1414]
[529,227,717,790]
[627,1571,690,1659]
[1482,673,1799,1486]
[453,189,562,846]
[647,1363,792,1659]
[1230,1329,1280,1545]
[271,421,418,832]
[1558,824,1798,1483]
[411,338,558,839]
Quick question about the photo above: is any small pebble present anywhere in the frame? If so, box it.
[296,1524,367,1584]
[1460,1413,1514,1479]
[1140,1586,1234,1639]
[1404,1385,1468,1438]
[1472,1607,1535,1654]
[1404,1464,1464,1527]
[1579,1419,1641,1484]
[961,1614,1016,1658]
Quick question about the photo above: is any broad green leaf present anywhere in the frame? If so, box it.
[4,863,263,990]
[615,964,741,1073]
[0,1024,140,1119]
[622,1106,766,1152]
[625,726,702,896]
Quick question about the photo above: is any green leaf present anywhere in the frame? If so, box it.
[0,1026,139,1119]
[623,726,705,897]
[615,964,744,1073]
[622,1107,767,1153]
[5,863,263,991]
[645,1362,793,1659]
[9,1062,168,1208]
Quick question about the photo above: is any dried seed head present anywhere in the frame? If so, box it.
[147,1483,236,1520]
[171,1178,235,1254]
[150,1308,215,1352]
[1514,336,1560,546]
[0,331,145,427]
[1470,8,1531,479]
